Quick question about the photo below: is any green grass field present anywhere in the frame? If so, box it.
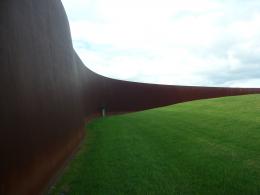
[50,95,260,195]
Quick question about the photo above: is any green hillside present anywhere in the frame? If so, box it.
[50,94,260,195]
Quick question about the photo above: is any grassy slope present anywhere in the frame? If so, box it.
[50,95,260,195]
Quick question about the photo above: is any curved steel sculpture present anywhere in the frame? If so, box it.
[1,0,260,194]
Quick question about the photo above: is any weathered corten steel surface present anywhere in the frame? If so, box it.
[1,0,260,195]
[76,56,260,113]
[0,0,85,194]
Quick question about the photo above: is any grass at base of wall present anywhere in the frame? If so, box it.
[50,95,260,195]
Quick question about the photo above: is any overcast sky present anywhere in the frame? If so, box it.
[61,0,260,87]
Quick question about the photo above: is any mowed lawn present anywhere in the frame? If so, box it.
[50,95,260,195]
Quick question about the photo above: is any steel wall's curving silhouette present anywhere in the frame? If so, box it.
[1,0,260,194]
[76,55,260,114]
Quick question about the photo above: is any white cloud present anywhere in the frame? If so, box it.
[61,0,260,87]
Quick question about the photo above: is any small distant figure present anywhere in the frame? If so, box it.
[101,106,106,117]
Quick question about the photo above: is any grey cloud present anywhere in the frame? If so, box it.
[204,63,260,86]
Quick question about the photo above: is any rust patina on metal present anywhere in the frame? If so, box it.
[1,0,260,194]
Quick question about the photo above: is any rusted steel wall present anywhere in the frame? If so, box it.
[0,1,85,194]
[76,56,260,113]
[1,0,260,195]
